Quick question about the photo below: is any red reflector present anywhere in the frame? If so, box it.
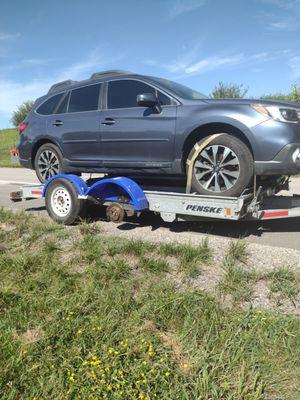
[262,210,289,219]
[31,190,42,195]
[18,121,28,134]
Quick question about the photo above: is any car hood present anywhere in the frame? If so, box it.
[199,98,300,108]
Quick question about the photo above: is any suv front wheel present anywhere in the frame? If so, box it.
[34,143,64,183]
[187,134,254,197]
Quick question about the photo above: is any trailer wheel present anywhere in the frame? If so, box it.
[45,178,86,225]
[106,203,125,223]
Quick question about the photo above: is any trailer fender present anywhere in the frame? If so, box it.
[42,174,88,197]
[85,177,148,211]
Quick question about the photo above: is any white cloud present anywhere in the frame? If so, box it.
[0,32,20,41]
[0,48,124,127]
[145,48,295,78]
[260,0,300,10]
[21,58,51,66]
[185,54,244,74]
[168,0,206,19]
[266,19,299,31]
[288,56,300,78]
[0,79,49,114]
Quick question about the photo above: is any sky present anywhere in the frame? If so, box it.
[0,0,300,128]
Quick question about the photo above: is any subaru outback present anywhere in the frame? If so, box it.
[17,70,300,197]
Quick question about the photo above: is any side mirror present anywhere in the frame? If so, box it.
[137,93,158,108]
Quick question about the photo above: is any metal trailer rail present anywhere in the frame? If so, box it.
[10,174,300,225]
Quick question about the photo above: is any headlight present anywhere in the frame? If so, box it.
[251,103,300,123]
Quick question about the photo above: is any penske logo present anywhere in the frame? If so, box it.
[185,204,223,214]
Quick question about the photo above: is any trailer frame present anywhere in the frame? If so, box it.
[9,173,300,225]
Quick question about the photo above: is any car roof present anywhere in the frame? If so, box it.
[47,70,144,94]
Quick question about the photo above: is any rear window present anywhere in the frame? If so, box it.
[69,84,101,113]
[56,92,70,114]
[36,93,64,115]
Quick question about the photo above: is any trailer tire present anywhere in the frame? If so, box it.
[45,178,86,225]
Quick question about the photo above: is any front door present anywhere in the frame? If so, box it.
[100,79,177,170]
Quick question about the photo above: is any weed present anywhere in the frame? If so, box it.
[159,238,211,277]
[226,239,248,264]
[79,221,102,236]
[140,256,169,273]
[268,267,300,306]
[219,262,255,303]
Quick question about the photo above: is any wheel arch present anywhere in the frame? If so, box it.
[31,137,63,165]
[181,122,254,173]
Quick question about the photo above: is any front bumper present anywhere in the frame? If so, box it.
[255,143,300,175]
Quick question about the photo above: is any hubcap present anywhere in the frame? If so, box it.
[38,150,60,181]
[50,187,72,217]
[194,145,240,192]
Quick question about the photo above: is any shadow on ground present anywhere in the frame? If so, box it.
[24,202,299,240]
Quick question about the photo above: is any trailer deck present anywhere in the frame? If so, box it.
[9,174,300,225]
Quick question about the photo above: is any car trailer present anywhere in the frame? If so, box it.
[9,173,300,226]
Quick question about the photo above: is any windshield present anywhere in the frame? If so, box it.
[146,76,208,100]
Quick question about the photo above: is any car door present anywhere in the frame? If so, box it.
[47,83,102,165]
[99,79,177,169]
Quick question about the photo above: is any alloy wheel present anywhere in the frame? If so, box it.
[194,145,240,192]
[38,150,60,181]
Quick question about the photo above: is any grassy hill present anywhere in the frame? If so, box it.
[0,128,19,167]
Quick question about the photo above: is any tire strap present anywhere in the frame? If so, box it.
[186,133,223,194]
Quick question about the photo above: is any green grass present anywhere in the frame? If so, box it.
[268,267,300,306]
[0,209,300,399]
[219,240,256,303]
[0,128,19,167]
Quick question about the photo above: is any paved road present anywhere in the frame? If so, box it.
[1,167,300,250]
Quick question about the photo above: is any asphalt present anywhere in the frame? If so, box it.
[1,167,300,250]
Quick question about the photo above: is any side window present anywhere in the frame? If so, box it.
[157,91,172,106]
[69,84,101,113]
[56,92,70,114]
[107,80,155,109]
[36,93,64,115]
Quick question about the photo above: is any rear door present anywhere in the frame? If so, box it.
[47,83,102,165]
[100,79,177,169]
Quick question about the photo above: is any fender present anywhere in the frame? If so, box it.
[43,175,148,212]
[85,177,148,211]
[42,174,88,197]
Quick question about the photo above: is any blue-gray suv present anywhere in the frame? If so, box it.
[18,70,300,196]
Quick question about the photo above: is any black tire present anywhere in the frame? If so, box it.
[45,178,86,225]
[187,134,254,197]
[34,143,65,183]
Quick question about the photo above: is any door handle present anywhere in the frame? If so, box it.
[52,120,63,126]
[101,118,115,125]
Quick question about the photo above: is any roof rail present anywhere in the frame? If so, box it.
[90,70,133,80]
[48,80,78,94]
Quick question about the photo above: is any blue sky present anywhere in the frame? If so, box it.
[0,0,300,128]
